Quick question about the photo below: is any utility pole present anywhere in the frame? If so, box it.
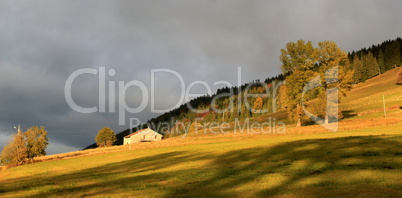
[382,94,387,117]
[14,125,21,135]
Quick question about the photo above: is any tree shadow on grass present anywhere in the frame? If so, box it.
[1,135,402,197]
[1,151,213,197]
[342,110,358,119]
[166,135,402,197]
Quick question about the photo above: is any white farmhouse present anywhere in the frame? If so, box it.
[123,128,163,145]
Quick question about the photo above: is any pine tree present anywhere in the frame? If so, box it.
[378,49,385,74]
[352,54,363,83]
[384,40,401,70]
[365,52,380,78]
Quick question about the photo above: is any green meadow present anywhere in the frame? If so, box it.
[1,68,401,198]
[1,125,402,198]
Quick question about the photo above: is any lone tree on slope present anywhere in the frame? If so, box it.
[95,127,117,147]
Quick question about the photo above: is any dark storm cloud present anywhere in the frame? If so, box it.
[0,0,401,154]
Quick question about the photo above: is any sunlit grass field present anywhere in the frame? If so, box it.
[0,124,401,198]
[341,67,402,114]
[1,67,401,197]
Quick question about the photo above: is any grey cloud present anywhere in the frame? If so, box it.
[0,0,401,154]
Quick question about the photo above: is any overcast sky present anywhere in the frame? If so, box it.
[1,0,401,154]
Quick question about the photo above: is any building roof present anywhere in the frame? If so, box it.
[124,128,163,138]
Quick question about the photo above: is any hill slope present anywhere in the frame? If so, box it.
[1,126,401,197]
[1,68,402,197]
[341,67,402,114]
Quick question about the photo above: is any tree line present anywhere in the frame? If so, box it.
[349,38,402,83]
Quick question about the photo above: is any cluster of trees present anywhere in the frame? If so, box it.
[1,125,118,167]
[349,38,402,83]
[279,40,354,126]
[0,126,48,167]
[147,79,284,138]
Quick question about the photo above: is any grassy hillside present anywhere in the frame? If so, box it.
[1,68,402,198]
[341,67,402,115]
[1,126,401,198]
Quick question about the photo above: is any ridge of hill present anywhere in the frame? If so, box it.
[341,66,402,114]
[84,37,402,150]
[41,66,402,163]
